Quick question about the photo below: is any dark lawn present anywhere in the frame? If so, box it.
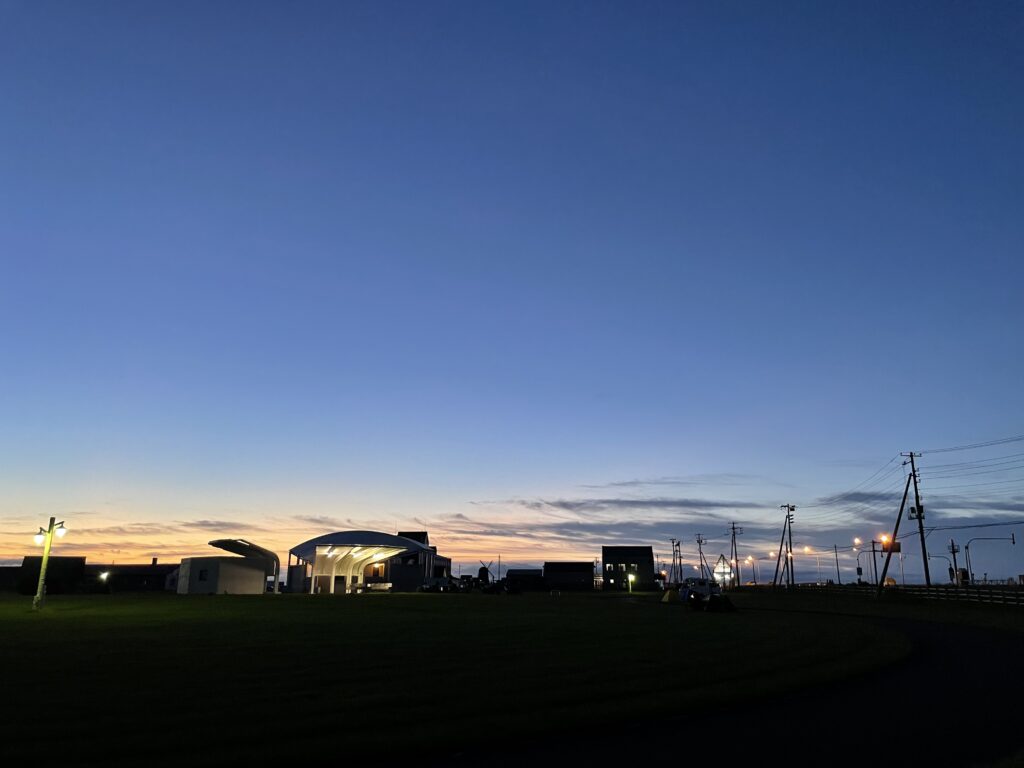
[0,590,909,765]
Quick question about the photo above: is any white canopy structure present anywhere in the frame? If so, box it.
[288,531,429,594]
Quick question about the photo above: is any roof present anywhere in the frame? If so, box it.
[544,561,594,573]
[209,539,278,563]
[602,545,654,558]
[289,530,430,562]
[397,531,429,545]
[84,564,178,575]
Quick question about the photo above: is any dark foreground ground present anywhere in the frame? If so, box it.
[1,589,1020,766]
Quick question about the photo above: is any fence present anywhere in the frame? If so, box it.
[753,582,1024,606]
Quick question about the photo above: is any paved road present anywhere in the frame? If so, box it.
[453,610,1023,767]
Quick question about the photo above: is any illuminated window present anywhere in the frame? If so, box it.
[630,563,637,571]
[605,564,612,571]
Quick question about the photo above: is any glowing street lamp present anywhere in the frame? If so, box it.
[32,517,67,610]
[627,573,635,593]
[745,555,762,584]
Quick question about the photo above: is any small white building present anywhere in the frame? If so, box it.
[176,556,268,595]
[176,539,280,595]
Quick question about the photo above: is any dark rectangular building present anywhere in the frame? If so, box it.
[543,561,594,591]
[601,546,655,591]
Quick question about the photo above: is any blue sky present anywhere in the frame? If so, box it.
[1,1,1022,580]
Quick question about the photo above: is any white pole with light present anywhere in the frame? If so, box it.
[627,572,635,593]
[32,517,67,611]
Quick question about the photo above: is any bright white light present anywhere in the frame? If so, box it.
[99,572,110,582]
[33,532,45,546]
[55,523,67,538]
[627,573,635,582]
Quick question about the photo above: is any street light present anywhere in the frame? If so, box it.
[856,549,873,585]
[929,553,954,583]
[802,546,824,584]
[32,517,67,611]
[964,535,1015,584]
[627,573,635,593]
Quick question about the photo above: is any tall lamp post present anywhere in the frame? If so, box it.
[964,535,1015,584]
[744,556,759,584]
[32,517,67,611]
[929,553,954,583]
[855,549,871,584]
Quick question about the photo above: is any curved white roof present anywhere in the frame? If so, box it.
[289,530,429,561]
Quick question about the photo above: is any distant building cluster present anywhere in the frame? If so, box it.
[0,527,663,596]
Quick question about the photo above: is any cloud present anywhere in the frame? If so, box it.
[580,474,791,489]
[177,520,267,532]
[291,514,348,529]
[498,497,764,514]
[929,495,1024,515]
[75,523,182,537]
[812,490,903,506]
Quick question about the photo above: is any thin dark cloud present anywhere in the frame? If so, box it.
[430,511,780,553]
[291,514,348,529]
[579,473,792,489]
[76,523,181,537]
[509,497,764,513]
[813,490,902,506]
[178,520,266,532]
[929,496,1024,515]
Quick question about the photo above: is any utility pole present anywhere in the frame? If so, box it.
[833,544,842,585]
[695,534,708,580]
[728,523,743,589]
[772,510,790,588]
[669,537,683,585]
[876,472,912,597]
[903,452,932,587]
[783,505,796,587]
[871,540,879,585]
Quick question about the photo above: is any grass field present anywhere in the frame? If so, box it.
[0,589,914,765]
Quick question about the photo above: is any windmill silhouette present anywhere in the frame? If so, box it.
[478,560,494,584]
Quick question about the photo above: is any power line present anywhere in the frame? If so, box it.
[922,462,1024,479]
[925,478,1024,491]
[924,520,1024,534]
[921,433,1024,454]
[799,456,902,508]
[923,451,1024,470]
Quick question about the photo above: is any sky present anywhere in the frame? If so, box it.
[1,1,1022,582]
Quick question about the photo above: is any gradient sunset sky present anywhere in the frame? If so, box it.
[2,2,1022,581]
